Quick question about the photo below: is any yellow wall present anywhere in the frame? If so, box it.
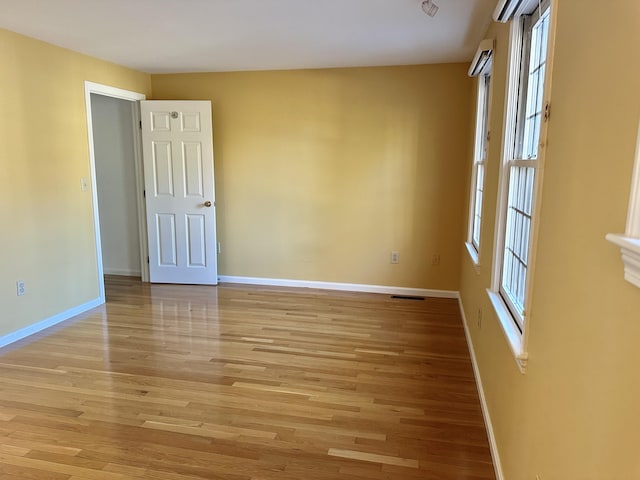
[459,0,640,478]
[4,2,640,476]
[151,65,472,290]
[0,29,151,337]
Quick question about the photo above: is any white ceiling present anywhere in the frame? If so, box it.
[0,0,495,74]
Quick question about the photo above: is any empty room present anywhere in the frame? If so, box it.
[0,0,639,479]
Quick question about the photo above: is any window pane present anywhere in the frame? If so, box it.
[520,9,550,160]
[470,72,491,253]
[472,163,485,248]
[480,74,491,161]
[501,166,536,319]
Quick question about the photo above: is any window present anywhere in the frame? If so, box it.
[488,0,553,371]
[466,51,493,265]
[607,120,640,288]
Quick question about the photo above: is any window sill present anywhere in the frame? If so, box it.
[486,289,528,373]
[465,242,481,273]
[606,234,640,288]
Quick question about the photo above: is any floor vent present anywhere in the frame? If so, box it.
[391,295,425,301]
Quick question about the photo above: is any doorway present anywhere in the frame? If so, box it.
[91,94,140,276]
[84,82,147,303]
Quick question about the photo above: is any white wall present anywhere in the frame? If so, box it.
[91,94,141,276]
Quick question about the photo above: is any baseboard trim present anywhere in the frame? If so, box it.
[0,298,103,350]
[457,295,505,480]
[218,275,458,298]
[103,268,141,277]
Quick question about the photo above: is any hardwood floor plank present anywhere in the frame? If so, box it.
[0,277,495,479]
[328,448,419,468]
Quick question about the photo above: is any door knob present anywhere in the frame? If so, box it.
[203,201,212,207]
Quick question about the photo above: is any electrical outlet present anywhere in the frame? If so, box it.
[477,308,482,329]
[432,254,441,266]
[390,251,400,264]
[16,280,25,296]
[80,177,89,192]
[217,242,221,254]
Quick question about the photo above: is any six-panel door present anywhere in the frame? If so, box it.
[140,101,218,285]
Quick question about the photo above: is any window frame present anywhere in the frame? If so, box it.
[607,120,640,288]
[488,0,556,372]
[466,60,493,266]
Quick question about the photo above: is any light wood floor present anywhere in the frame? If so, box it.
[0,276,495,479]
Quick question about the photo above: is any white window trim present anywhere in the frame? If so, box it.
[466,65,493,269]
[488,0,557,373]
[465,241,481,268]
[607,120,640,288]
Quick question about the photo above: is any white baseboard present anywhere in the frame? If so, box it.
[218,275,458,298]
[457,295,505,480]
[103,268,141,277]
[0,298,103,350]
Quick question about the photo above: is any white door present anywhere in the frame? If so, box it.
[140,100,217,285]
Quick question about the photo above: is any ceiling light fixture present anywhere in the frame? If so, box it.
[421,0,439,17]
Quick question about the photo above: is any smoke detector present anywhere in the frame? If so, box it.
[421,0,439,17]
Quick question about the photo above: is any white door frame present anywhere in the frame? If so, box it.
[84,81,148,303]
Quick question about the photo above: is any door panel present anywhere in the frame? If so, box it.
[153,142,174,196]
[141,100,217,285]
[157,214,177,266]
[151,111,172,131]
[183,143,204,197]
[186,214,206,267]
[181,113,201,132]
